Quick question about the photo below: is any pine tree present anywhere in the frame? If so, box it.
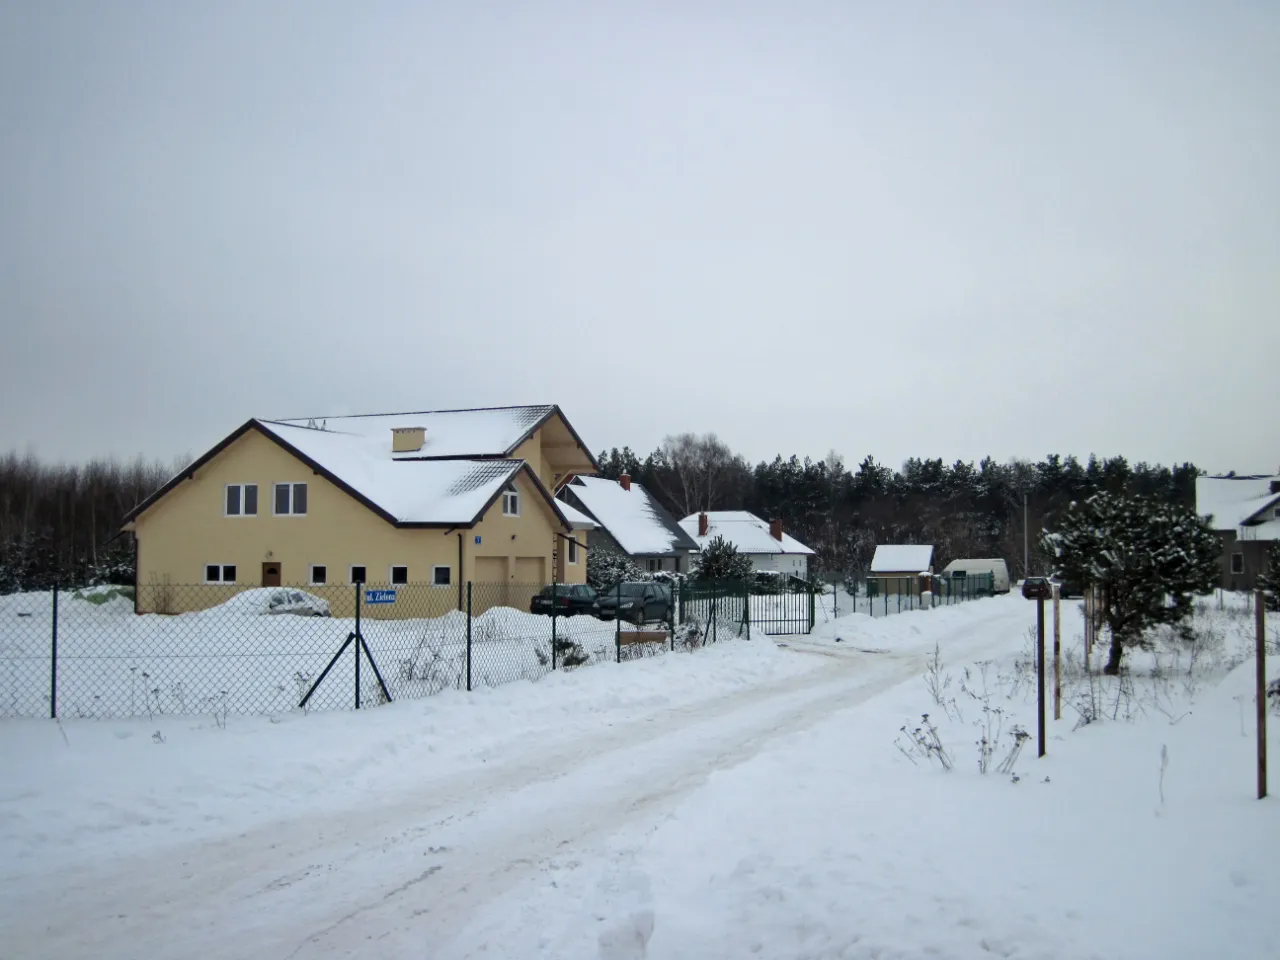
[693,535,753,583]
[1044,492,1220,674]
[1257,541,1280,613]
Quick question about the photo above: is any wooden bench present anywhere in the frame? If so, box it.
[617,630,671,646]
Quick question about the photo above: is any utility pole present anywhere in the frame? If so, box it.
[1023,491,1030,578]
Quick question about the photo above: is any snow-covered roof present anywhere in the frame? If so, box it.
[1196,475,1280,529]
[258,421,528,524]
[554,498,597,530]
[274,405,557,459]
[677,510,814,556]
[564,477,698,556]
[870,544,934,573]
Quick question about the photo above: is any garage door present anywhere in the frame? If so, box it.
[510,557,546,616]
[472,556,508,612]
[513,557,545,584]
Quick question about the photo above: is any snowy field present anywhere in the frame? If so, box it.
[1,594,1277,958]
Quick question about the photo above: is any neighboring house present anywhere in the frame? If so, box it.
[558,474,700,574]
[1196,474,1280,590]
[869,544,935,595]
[678,511,814,579]
[121,405,599,613]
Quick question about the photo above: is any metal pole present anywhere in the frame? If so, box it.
[1037,596,1046,757]
[615,582,622,663]
[551,580,558,671]
[1023,491,1029,580]
[1053,584,1062,721]
[1257,590,1267,800]
[50,583,59,720]
[354,582,362,710]
[466,581,473,692]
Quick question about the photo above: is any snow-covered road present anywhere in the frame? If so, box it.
[1,598,1038,959]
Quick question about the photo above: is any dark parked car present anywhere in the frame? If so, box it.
[529,584,600,617]
[598,581,673,624]
[1058,579,1084,599]
[1022,577,1053,600]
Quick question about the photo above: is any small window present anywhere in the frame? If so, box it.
[1231,553,1245,575]
[224,484,258,516]
[310,565,327,585]
[390,565,408,585]
[502,490,520,516]
[647,558,659,572]
[568,538,579,564]
[205,564,236,584]
[274,482,308,515]
[433,565,452,586]
[350,565,367,584]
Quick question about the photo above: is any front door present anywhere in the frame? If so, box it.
[262,562,282,587]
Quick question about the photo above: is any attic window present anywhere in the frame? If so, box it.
[502,485,520,517]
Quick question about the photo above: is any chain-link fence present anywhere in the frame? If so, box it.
[0,581,699,720]
[812,573,998,621]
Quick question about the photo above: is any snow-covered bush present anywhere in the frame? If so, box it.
[587,548,644,590]
[1257,542,1280,613]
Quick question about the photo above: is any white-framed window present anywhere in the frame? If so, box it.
[432,565,452,586]
[310,565,327,585]
[390,565,409,585]
[274,482,308,516]
[647,557,659,572]
[224,484,258,516]
[1231,553,1245,575]
[205,563,237,584]
[567,538,579,564]
[502,486,520,516]
[350,565,367,584]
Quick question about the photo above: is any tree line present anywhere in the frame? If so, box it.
[595,434,1200,582]
[0,433,1200,593]
[0,452,178,593]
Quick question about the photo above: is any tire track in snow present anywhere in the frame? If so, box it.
[2,601,1036,960]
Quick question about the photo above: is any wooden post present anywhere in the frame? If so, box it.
[1037,596,1046,758]
[1257,590,1267,800]
[1053,584,1062,721]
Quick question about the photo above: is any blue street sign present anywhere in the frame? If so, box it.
[365,589,397,604]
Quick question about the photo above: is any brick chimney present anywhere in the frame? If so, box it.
[698,512,709,537]
[619,473,631,491]
[770,518,783,541]
[391,426,426,453]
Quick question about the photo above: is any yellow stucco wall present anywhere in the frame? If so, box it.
[133,427,585,615]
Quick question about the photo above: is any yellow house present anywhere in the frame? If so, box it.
[121,405,599,614]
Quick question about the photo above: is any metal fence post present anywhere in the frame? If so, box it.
[466,582,473,692]
[1037,596,1046,758]
[744,580,751,641]
[50,583,59,720]
[1257,590,1267,800]
[551,581,558,671]
[808,583,815,633]
[615,582,622,663]
[354,582,362,710]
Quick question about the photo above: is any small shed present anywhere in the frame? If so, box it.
[869,544,934,595]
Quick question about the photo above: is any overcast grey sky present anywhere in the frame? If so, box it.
[1,1,1277,475]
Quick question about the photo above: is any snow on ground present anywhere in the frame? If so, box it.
[1,594,1277,959]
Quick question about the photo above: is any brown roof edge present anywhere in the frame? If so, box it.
[507,406,602,474]
[119,419,259,526]
[119,419,404,529]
